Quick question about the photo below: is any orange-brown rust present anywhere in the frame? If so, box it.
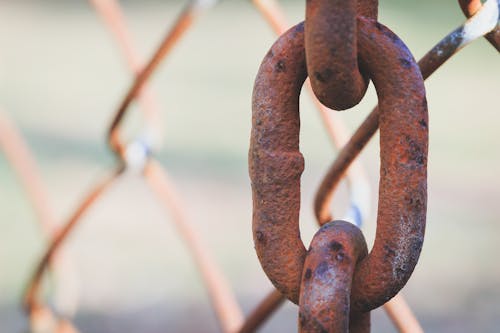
[458,0,482,14]
[250,22,308,303]
[250,2,421,332]
[305,0,378,110]
[250,18,428,310]
[299,221,369,333]
[325,19,428,313]
[357,0,379,18]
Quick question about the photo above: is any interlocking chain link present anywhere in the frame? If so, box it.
[250,4,429,328]
[304,0,377,110]
[251,0,498,332]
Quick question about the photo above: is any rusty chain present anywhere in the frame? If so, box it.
[251,0,498,332]
[0,0,497,332]
[250,7,428,332]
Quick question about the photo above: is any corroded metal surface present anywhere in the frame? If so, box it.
[299,221,369,333]
[304,0,377,110]
[250,22,308,303]
[250,18,428,311]
[249,1,424,331]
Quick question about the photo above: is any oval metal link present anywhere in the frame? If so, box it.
[250,18,428,308]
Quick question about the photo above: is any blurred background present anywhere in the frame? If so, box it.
[0,0,499,332]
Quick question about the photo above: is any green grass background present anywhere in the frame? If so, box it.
[0,0,499,332]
